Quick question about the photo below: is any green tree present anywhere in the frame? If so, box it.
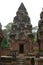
[1,22,12,48]
[1,37,9,48]
[32,26,38,43]
[3,22,12,38]
[5,22,12,32]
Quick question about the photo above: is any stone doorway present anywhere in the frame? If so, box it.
[19,44,24,53]
[31,58,35,65]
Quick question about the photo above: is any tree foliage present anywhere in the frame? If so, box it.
[3,22,12,37]
[1,22,12,48]
[32,26,38,43]
[1,37,9,48]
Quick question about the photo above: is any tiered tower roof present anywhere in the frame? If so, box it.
[10,3,32,40]
[38,9,43,27]
[0,23,4,42]
[40,8,43,19]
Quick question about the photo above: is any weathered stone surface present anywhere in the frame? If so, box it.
[0,2,43,65]
[38,9,43,56]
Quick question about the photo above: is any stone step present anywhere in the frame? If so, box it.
[17,59,25,65]
[17,62,24,65]
[17,61,24,63]
[17,59,24,62]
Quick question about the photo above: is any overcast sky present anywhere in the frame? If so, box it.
[0,0,43,29]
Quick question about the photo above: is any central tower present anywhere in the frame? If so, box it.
[10,3,33,56]
[38,9,43,56]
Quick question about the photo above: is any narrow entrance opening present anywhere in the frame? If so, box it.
[31,58,35,65]
[19,44,24,53]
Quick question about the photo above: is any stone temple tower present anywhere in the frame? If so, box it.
[1,3,43,65]
[0,23,4,58]
[38,9,43,56]
[0,23,3,45]
[10,3,33,58]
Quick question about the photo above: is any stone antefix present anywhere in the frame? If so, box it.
[0,2,43,65]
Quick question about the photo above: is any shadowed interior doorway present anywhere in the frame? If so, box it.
[19,44,24,53]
